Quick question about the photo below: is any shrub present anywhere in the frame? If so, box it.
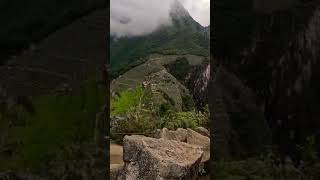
[111,101,158,143]
[111,86,209,142]
[111,86,150,116]
[160,110,208,130]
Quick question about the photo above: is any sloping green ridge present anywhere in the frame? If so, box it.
[111,54,205,93]
[110,13,209,77]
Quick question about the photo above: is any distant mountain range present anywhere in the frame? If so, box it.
[111,0,210,110]
[110,0,209,77]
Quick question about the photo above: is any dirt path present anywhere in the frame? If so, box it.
[110,143,123,165]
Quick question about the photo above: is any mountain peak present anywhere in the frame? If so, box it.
[169,0,190,18]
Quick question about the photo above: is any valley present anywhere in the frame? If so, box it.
[110,1,210,179]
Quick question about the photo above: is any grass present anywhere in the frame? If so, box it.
[111,86,146,117]
[0,80,106,173]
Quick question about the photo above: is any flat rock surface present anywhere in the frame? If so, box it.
[120,135,203,180]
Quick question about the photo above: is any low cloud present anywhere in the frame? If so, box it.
[180,0,210,27]
[110,0,210,37]
[110,0,174,37]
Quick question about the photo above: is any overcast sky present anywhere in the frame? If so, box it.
[180,0,210,26]
[110,0,210,37]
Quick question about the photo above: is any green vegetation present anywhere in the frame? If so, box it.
[0,80,106,174]
[160,109,208,130]
[111,86,149,116]
[111,54,205,94]
[110,11,209,77]
[165,57,191,81]
[110,85,208,143]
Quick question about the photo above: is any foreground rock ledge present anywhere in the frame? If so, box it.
[155,128,210,163]
[118,135,203,180]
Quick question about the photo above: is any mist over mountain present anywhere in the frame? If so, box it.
[110,0,209,76]
[110,0,173,37]
[110,0,210,37]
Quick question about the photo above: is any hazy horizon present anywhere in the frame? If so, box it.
[110,0,210,37]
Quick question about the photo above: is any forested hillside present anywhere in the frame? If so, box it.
[110,1,209,77]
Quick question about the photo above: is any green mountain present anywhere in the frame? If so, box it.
[110,0,209,77]
[110,2,210,144]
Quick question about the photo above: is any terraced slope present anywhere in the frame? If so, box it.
[111,54,205,93]
[0,8,107,96]
[110,0,209,77]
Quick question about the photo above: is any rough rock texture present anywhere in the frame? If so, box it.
[154,128,210,163]
[195,127,210,137]
[186,129,210,163]
[164,57,210,111]
[154,128,188,142]
[110,164,123,180]
[145,69,195,111]
[119,135,203,180]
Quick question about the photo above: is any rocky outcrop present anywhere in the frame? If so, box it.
[154,128,210,163]
[153,128,187,142]
[118,135,203,180]
[110,164,124,180]
[195,127,210,137]
[186,129,210,163]
[164,57,209,111]
[144,69,195,111]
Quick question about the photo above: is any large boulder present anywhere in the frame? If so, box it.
[154,128,210,163]
[154,128,188,142]
[119,135,203,180]
[195,127,210,137]
[110,164,123,180]
[186,128,210,163]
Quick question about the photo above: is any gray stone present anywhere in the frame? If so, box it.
[157,128,188,142]
[155,128,210,163]
[120,135,203,180]
[186,128,210,163]
[110,164,124,180]
[195,127,210,137]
